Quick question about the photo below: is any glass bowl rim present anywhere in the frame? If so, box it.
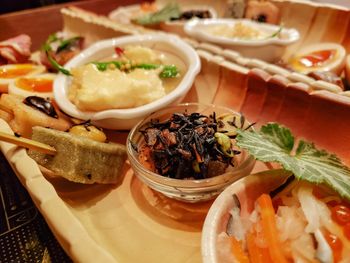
[126,102,256,188]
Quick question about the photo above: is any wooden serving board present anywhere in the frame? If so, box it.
[1,1,350,262]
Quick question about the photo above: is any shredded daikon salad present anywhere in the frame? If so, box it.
[219,181,350,262]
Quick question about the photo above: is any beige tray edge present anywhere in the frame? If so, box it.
[0,119,117,263]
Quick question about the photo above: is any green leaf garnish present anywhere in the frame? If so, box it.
[159,65,179,78]
[45,50,71,76]
[56,36,83,53]
[91,61,122,71]
[42,34,72,76]
[91,62,179,78]
[266,25,283,39]
[236,123,350,200]
[135,3,181,25]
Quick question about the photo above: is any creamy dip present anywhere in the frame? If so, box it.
[69,64,165,111]
[68,45,184,111]
[206,22,269,40]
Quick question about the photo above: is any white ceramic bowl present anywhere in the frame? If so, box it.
[185,19,300,62]
[201,169,291,263]
[54,34,201,130]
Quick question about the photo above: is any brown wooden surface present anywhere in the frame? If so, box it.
[0,0,142,50]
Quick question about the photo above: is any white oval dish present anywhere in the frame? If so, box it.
[53,34,201,130]
[185,19,300,62]
[201,169,291,263]
[109,3,217,29]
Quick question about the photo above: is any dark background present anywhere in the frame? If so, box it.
[1,0,74,14]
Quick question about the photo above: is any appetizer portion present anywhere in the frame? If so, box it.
[41,33,84,73]
[136,111,252,180]
[217,179,350,262]
[185,19,299,61]
[205,21,279,40]
[29,126,127,184]
[0,34,32,65]
[204,123,350,262]
[0,94,71,138]
[8,73,56,98]
[53,34,200,130]
[0,64,46,93]
[68,45,183,111]
[288,43,346,75]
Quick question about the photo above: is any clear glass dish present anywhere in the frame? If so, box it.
[126,103,256,202]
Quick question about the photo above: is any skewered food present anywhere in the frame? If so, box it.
[28,126,127,184]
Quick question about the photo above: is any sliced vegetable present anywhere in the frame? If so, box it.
[229,236,250,263]
[246,231,272,263]
[236,123,350,201]
[257,193,289,263]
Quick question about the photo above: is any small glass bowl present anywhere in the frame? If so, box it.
[126,103,256,202]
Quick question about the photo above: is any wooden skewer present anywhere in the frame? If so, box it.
[0,131,56,155]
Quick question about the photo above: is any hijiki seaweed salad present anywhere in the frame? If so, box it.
[135,111,254,180]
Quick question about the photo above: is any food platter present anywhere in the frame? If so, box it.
[1,0,350,262]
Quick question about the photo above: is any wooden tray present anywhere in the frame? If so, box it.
[1,0,350,262]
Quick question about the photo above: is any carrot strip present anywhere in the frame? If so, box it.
[257,194,289,263]
[229,236,250,263]
[246,231,272,263]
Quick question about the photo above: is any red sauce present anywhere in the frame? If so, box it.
[324,231,343,263]
[344,223,350,240]
[298,49,335,68]
[331,205,350,225]
[16,77,53,92]
[0,64,35,79]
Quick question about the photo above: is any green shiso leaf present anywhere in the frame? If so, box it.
[135,3,181,25]
[236,122,350,200]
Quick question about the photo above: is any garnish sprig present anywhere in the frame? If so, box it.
[236,123,350,201]
[91,61,179,78]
